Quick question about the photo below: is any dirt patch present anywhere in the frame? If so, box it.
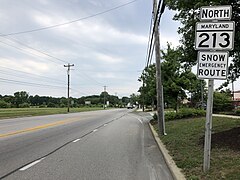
[200,127,240,151]
[211,127,240,151]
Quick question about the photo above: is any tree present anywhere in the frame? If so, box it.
[138,64,157,109]
[139,44,204,111]
[213,90,233,112]
[165,0,240,85]
[14,91,29,107]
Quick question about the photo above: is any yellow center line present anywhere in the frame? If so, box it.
[0,117,81,138]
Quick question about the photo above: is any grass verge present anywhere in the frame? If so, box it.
[0,107,104,119]
[152,117,240,179]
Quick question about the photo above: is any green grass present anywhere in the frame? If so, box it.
[0,107,104,119]
[153,117,240,180]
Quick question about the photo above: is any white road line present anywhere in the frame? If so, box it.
[103,124,108,126]
[73,139,81,143]
[129,114,143,124]
[93,129,98,132]
[19,158,45,171]
[137,118,143,124]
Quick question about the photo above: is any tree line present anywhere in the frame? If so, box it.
[0,91,132,108]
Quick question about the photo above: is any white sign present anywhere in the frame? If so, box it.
[197,51,229,79]
[195,21,235,50]
[200,5,232,21]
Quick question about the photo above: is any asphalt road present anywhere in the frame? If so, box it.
[0,109,173,180]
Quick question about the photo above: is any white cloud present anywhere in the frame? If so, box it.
[95,53,124,64]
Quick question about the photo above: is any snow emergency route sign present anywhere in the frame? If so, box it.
[195,21,235,50]
[197,51,229,79]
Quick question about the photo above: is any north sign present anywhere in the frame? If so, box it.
[200,5,232,21]
[197,51,228,80]
[195,21,235,50]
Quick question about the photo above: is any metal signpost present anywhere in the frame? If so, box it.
[195,5,235,172]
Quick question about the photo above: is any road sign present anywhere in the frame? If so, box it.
[200,5,232,21]
[195,21,235,50]
[197,51,229,80]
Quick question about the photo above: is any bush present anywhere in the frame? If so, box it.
[152,108,206,122]
[0,100,10,108]
[19,103,30,108]
[236,110,240,115]
[47,102,57,108]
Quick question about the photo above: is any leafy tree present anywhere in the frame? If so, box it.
[138,64,157,109]
[14,91,29,107]
[165,0,240,85]
[161,44,204,111]
[213,90,233,112]
[139,44,206,111]
[130,93,139,105]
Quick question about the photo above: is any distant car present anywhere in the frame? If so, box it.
[127,103,134,109]
[196,102,207,110]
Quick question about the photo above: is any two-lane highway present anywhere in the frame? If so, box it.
[0,109,173,180]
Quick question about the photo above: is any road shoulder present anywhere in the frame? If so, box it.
[149,123,186,180]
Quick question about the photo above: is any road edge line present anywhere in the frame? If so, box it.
[148,123,186,180]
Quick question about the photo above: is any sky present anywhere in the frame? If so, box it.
[0,0,238,98]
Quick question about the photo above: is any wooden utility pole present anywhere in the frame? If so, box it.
[64,63,74,112]
[103,86,107,109]
[153,0,165,135]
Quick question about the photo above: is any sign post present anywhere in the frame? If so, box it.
[203,79,214,172]
[195,5,234,172]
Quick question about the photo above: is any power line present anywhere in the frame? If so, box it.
[0,71,65,86]
[0,40,64,65]
[145,9,154,68]
[0,65,65,84]
[0,37,68,64]
[145,0,163,68]
[0,77,66,89]
[1,0,138,36]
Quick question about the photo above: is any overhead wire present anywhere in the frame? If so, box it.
[0,0,138,36]
[145,0,164,68]
[0,0,142,96]
[0,77,66,89]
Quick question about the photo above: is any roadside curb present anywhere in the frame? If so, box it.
[149,123,186,180]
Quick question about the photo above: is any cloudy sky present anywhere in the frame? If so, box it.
[0,0,238,98]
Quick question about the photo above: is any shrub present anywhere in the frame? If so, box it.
[19,103,30,108]
[236,109,240,115]
[47,102,56,108]
[0,100,10,108]
[152,108,206,122]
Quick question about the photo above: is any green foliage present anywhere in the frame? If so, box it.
[47,102,57,108]
[165,0,240,85]
[0,91,124,108]
[138,64,157,108]
[157,108,205,122]
[213,91,234,112]
[139,44,206,111]
[153,108,205,122]
[14,91,29,107]
[0,100,11,108]
[235,109,240,115]
[18,103,30,108]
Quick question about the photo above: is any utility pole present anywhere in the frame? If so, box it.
[64,63,74,112]
[142,70,145,112]
[153,0,165,135]
[103,86,107,109]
